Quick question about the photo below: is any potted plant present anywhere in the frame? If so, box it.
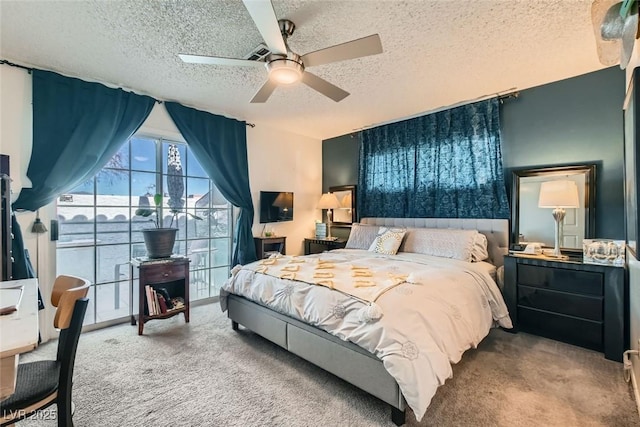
[135,193,176,259]
[135,145,202,258]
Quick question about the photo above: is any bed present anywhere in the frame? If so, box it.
[220,218,512,425]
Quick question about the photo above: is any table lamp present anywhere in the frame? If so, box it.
[538,180,580,257]
[317,192,341,239]
[340,192,352,214]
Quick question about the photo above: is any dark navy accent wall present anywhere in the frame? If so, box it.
[501,67,625,239]
[322,67,625,239]
[322,133,359,192]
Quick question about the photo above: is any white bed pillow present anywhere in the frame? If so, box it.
[368,227,406,255]
[400,228,483,262]
[345,223,381,250]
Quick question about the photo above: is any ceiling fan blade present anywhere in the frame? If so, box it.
[250,79,278,103]
[242,0,287,55]
[301,34,383,67]
[179,54,264,67]
[301,72,349,102]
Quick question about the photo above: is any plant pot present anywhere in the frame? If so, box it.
[142,228,177,259]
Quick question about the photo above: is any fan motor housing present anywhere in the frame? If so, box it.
[266,52,304,84]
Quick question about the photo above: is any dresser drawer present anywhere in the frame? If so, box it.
[517,264,603,296]
[141,262,188,284]
[518,307,603,351]
[518,285,603,321]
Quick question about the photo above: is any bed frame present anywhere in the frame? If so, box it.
[227,218,509,425]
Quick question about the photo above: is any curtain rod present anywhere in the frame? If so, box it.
[1,58,256,127]
[352,88,520,133]
[0,59,33,73]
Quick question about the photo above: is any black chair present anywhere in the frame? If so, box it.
[1,278,89,426]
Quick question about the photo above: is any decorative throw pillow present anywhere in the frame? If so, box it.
[471,232,489,262]
[345,223,381,250]
[399,228,478,262]
[368,227,406,255]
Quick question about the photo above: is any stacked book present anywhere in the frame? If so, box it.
[144,285,184,316]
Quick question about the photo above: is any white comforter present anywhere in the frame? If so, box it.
[221,249,512,421]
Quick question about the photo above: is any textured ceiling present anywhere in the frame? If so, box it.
[0,0,610,140]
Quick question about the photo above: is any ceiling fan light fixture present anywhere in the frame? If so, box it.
[267,58,304,85]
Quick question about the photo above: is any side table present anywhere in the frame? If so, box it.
[304,238,347,255]
[130,257,190,335]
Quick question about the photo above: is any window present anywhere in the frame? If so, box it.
[56,136,232,326]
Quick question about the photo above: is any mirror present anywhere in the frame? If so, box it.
[329,185,357,225]
[512,164,596,252]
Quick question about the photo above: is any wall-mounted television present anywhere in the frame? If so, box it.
[259,191,294,223]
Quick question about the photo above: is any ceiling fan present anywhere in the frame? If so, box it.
[179,0,383,103]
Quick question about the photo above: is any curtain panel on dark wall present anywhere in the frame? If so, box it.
[358,98,509,219]
[165,102,257,266]
[13,70,155,212]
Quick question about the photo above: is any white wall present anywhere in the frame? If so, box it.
[0,66,323,339]
[246,125,322,255]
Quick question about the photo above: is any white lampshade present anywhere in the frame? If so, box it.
[538,180,580,208]
[340,193,352,209]
[317,193,341,209]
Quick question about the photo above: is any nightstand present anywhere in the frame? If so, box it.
[254,236,286,259]
[304,238,347,255]
[503,253,627,361]
[132,257,190,335]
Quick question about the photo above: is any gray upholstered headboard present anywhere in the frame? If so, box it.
[360,217,509,268]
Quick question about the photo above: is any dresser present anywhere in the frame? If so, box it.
[503,254,627,362]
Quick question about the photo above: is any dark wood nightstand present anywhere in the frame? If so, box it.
[304,238,347,255]
[503,253,627,361]
[132,257,190,335]
[254,236,286,259]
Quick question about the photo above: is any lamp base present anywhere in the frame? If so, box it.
[543,251,569,260]
[551,208,566,258]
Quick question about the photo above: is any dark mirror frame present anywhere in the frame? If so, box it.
[329,185,357,225]
[511,164,596,254]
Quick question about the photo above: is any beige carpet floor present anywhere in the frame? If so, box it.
[18,303,639,427]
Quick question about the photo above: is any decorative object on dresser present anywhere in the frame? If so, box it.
[511,164,596,255]
[329,185,357,225]
[317,193,341,240]
[537,179,580,258]
[503,253,627,362]
[254,236,286,259]
[304,237,347,255]
[583,239,625,266]
[133,257,190,335]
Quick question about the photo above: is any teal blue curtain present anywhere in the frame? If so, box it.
[165,102,257,266]
[358,98,509,219]
[13,70,155,211]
